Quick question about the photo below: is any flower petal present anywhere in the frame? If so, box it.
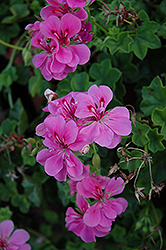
[45,153,63,176]
[61,13,81,38]
[69,44,90,65]
[0,220,14,239]
[8,229,30,245]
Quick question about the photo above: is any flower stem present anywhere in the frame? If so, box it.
[0,39,23,51]
[91,16,109,35]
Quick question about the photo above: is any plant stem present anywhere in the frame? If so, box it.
[91,16,109,35]
[0,39,23,51]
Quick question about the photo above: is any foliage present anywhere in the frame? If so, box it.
[0,0,166,249]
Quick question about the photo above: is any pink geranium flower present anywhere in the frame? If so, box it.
[36,115,88,181]
[40,0,87,21]
[0,220,31,250]
[65,194,111,242]
[31,13,90,81]
[77,175,128,227]
[75,84,132,148]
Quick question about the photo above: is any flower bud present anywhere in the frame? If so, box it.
[80,144,90,154]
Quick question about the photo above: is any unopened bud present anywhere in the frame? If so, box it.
[80,144,90,154]
[92,153,101,169]
[44,89,58,103]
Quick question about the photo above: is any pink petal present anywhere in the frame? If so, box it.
[75,93,96,118]
[67,0,86,8]
[17,243,31,250]
[61,13,81,38]
[105,116,132,136]
[30,31,45,49]
[51,54,65,73]
[69,131,87,151]
[69,44,90,65]
[36,149,55,166]
[39,60,53,81]
[63,120,78,145]
[0,220,14,239]
[44,116,66,139]
[94,122,114,147]
[8,229,30,245]
[40,15,61,40]
[47,0,65,6]
[74,8,88,20]
[56,46,73,64]
[83,203,101,227]
[40,6,62,20]
[45,153,63,176]
[79,122,101,145]
[88,85,113,109]
[107,133,121,149]
[105,177,125,197]
[32,53,47,68]
[76,193,89,213]
[67,50,79,67]
[80,225,96,243]
[65,151,83,178]
[54,166,67,181]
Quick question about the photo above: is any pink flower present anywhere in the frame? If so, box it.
[73,21,92,43]
[68,165,90,196]
[36,115,88,181]
[31,13,90,81]
[25,21,40,37]
[40,0,87,21]
[65,194,111,242]
[77,175,128,227]
[0,220,31,250]
[75,84,132,148]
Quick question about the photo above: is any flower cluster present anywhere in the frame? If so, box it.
[66,174,128,242]
[25,0,93,81]
[0,220,31,250]
[36,84,131,241]
[36,84,132,181]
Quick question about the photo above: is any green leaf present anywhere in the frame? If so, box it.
[147,128,165,153]
[0,23,20,55]
[28,68,50,97]
[110,52,138,79]
[89,59,122,90]
[152,107,166,139]
[140,76,166,116]
[111,224,126,243]
[0,207,13,222]
[57,182,71,206]
[0,118,17,135]
[130,10,161,59]
[71,72,90,92]
[158,22,166,39]
[2,4,30,23]
[21,147,36,166]
[105,31,133,55]
[22,177,42,207]
[132,121,150,147]
[0,66,18,89]
[11,194,30,213]
[9,99,28,134]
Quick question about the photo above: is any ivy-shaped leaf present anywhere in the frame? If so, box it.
[152,107,166,140]
[0,66,18,90]
[132,121,150,147]
[140,76,166,116]
[28,68,50,97]
[130,10,161,59]
[89,58,122,90]
[9,98,28,134]
[71,72,90,92]
[105,31,133,55]
[110,52,138,79]
[147,128,165,153]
